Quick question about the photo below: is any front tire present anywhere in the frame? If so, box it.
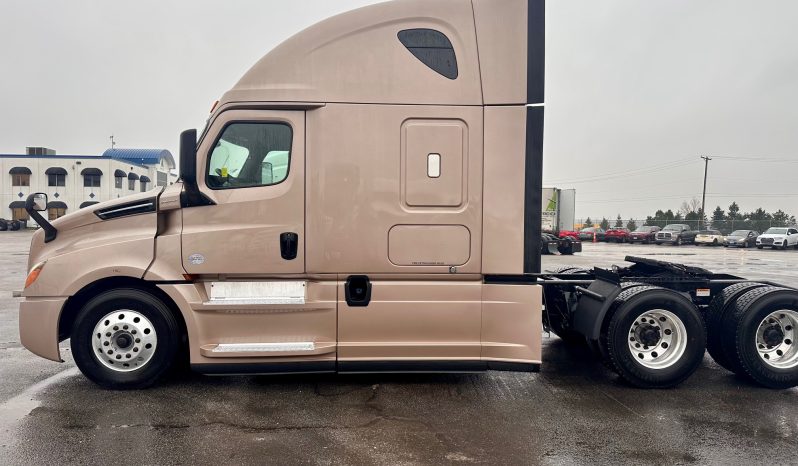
[603,287,706,388]
[71,289,181,389]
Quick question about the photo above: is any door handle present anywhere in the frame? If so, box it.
[280,232,299,260]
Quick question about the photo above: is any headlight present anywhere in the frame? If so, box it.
[24,261,46,289]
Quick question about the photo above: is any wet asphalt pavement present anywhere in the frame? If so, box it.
[1,231,796,465]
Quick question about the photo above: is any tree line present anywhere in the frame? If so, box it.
[580,199,795,234]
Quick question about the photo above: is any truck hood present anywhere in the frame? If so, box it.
[28,188,164,270]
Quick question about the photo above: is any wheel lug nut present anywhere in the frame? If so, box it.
[659,317,666,322]
[630,337,635,342]
[651,352,659,358]
[759,344,765,349]
[785,339,792,345]
[664,329,672,336]
[635,343,641,348]
[661,342,668,349]
[776,350,784,356]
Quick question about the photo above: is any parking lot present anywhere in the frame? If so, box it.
[0,230,796,465]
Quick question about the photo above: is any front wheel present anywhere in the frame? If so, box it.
[675,237,682,246]
[603,288,706,388]
[71,289,182,389]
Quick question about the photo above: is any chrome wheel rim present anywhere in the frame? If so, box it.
[92,310,157,372]
[628,309,688,369]
[755,310,798,369]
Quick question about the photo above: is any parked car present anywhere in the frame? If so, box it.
[724,230,759,248]
[695,230,725,246]
[629,225,661,244]
[578,227,605,241]
[605,227,631,243]
[558,230,580,240]
[756,226,798,250]
[655,224,697,245]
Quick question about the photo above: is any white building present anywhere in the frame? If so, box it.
[1,147,177,223]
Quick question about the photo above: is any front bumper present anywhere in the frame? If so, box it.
[19,297,67,362]
[655,237,678,244]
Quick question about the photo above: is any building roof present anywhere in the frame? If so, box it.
[0,148,175,170]
[101,149,175,168]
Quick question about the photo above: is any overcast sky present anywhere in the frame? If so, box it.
[1,0,796,220]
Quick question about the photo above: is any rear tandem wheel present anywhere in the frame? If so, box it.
[599,286,706,388]
[705,282,767,372]
[720,286,798,389]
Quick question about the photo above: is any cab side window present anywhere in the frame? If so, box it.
[207,122,292,189]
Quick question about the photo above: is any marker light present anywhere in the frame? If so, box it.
[25,261,46,289]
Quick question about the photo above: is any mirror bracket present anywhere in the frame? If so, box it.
[25,193,57,243]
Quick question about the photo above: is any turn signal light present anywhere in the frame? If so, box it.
[25,261,46,289]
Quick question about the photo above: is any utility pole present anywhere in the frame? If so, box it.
[700,155,712,230]
[110,135,116,150]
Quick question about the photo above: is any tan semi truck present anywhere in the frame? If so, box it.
[19,0,798,390]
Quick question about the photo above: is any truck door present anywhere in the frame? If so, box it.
[181,110,305,275]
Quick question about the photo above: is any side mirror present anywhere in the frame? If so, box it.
[180,128,198,184]
[179,129,214,207]
[30,193,47,212]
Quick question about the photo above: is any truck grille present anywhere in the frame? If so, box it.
[761,238,774,245]
[657,233,672,240]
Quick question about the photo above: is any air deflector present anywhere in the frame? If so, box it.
[398,29,458,79]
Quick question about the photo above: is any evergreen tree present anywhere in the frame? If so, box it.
[711,206,727,233]
[600,217,610,230]
[772,210,791,227]
[584,217,593,228]
[626,219,638,231]
[615,214,624,228]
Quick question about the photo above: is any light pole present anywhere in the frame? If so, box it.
[700,155,711,230]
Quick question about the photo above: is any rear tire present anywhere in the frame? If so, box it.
[725,287,798,389]
[603,287,706,388]
[71,288,181,390]
[705,282,767,372]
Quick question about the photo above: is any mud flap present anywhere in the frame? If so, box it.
[571,269,623,340]
[547,242,561,255]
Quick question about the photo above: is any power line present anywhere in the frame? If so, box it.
[545,157,698,185]
[712,156,798,163]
